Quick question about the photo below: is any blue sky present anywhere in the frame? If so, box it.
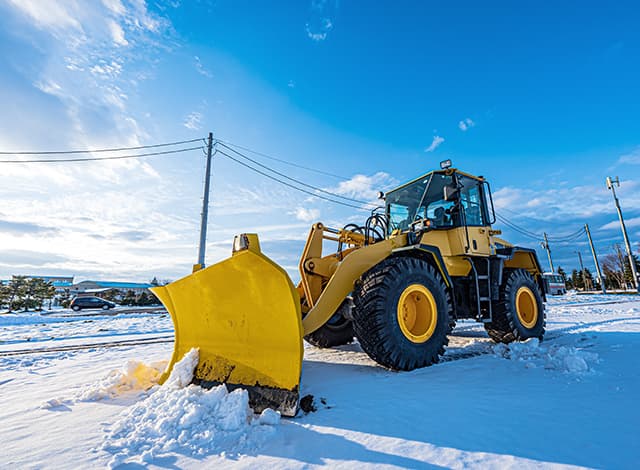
[0,0,639,282]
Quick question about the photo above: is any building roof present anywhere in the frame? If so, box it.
[52,281,74,287]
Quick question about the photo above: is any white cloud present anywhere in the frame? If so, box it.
[618,147,640,165]
[183,111,203,130]
[34,79,64,97]
[194,56,212,78]
[108,19,128,46]
[493,179,640,222]
[287,80,296,88]
[0,1,185,280]
[293,207,320,222]
[102,0,126,16]
[3,0,172,155]
[89,60,123,79]
[424,135,445,152]
[458,118,475,131]
[5,0,82,32]
[600,217,640,231]
[210,184,297,217]
[306,0,336,41]
[329,172,396,201]
[0,174,189,280]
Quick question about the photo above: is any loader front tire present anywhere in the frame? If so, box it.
[304,300,354,348]
[485,268,545,343]
[352,257,454,370]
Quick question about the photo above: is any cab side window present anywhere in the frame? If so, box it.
[460,179,485,226]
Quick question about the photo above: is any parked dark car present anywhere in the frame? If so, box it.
[70,296,117,311]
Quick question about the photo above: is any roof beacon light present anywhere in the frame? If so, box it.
[440,159,452,170]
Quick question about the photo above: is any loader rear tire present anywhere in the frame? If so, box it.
[485,268,545,344]
[352,257,454,371]
[304,300,354,348]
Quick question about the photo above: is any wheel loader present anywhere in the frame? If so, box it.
[151,161,547,416]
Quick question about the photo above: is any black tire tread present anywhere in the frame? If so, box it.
[485,268,546,344]
[304,320,354,348]
[352,257,455,370]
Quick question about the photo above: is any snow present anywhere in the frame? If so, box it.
[492,338,599,374]
[38,356,166,410]
[1,296,639,468]
[102,348,280,468]
[76,359,166,402]
[163,347,198,388]
[0,309,172,349]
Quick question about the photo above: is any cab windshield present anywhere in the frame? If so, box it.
[386,172,486,232]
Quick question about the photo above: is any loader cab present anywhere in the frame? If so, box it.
[385,169,494,234]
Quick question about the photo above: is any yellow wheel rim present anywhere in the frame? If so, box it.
[397,284,438,343]
[515,286,538,328]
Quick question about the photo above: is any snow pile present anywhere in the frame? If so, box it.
[76,359,167,402]
[40,398,71,410]
[162,347,198,388]
[102,348,280,468]
[40,358,167,409]
[493,338,599,374]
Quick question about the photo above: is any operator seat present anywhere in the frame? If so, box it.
[433,207,447,227]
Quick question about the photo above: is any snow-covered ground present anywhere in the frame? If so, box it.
[1,293,639,469]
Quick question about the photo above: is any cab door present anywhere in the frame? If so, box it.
[458,177,492,256]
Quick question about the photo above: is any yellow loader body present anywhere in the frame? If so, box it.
[150,166,546,417]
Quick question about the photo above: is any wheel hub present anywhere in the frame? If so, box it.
[515,286,538,328]
[397,284,437,343]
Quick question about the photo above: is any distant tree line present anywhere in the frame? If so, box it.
[1,276,168,312]
[91,277,167,306]
[0,276,56,312]
[557,245,640,291]
[96,288,158,307]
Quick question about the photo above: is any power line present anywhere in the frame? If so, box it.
[497,207,587,241]
[217,143,378,208]
[549,228,587,243]
[216,139,350,181]
[0,132,594,244]
[216,149,371,211]
[495,212,586,242]
[0,138,205,156]
[0,146,203,163]
[495,213,543,240]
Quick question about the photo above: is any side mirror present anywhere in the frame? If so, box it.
[443,183,459,202]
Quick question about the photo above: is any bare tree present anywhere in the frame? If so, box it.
[602,253,625,290]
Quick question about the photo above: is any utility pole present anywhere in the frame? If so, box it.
[542,232,554,273]
[585,223,606,294]
[606,176,639,291]
[196,132,214,272]
[575,250,588,291]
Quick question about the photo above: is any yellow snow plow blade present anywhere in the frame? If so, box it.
[151,234,303,416]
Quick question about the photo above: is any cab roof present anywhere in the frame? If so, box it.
[386,168,484,195]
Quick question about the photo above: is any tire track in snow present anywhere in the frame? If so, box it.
[2,316,636,364]
[442,316,639,362]
[0,335,174,357]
